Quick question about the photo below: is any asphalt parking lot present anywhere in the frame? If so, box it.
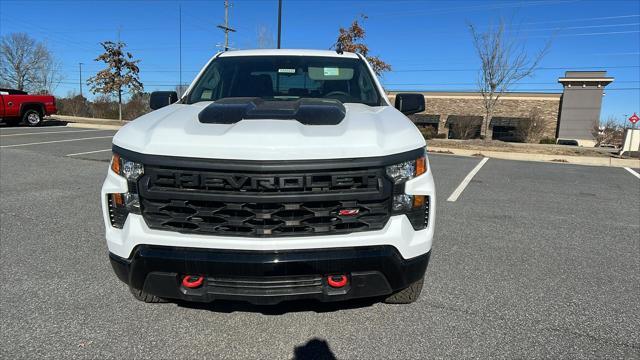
[1,122,639,359]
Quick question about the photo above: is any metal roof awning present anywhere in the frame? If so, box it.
[446,115,482,126]
[410,114,440,124]
[490,117,527,127]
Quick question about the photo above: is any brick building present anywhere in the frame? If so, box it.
[387,71,614,146]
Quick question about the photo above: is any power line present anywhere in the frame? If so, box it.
[382,81,640,86]
[518,22,640,32]
[384,88,640,92]
[392,65,640,73]
[368,0,580,18]
[518,14,640,25]
[527,30,640,38]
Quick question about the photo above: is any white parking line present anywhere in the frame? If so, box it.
[447,157,490,202]
[0,136,113,148]
[0,125,67,130]
[624,167,640,180]
[66,149,112,157]
[0,129,104,137]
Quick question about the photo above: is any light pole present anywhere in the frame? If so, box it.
[79,62,84,97]
[277,0,282,49]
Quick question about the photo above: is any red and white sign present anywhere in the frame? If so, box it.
[629,113,639,124]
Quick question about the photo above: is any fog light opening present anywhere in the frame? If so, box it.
[327,274,348,288]
[181,275,204,289]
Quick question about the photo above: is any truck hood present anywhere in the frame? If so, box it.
[112,102,425,160]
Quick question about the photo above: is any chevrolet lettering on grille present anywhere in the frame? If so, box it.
[149,169,381,193]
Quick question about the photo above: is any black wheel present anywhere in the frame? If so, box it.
[129,287,167,303]
[384,277,424,304]
[3,118,21,126]
[23,109,42,127]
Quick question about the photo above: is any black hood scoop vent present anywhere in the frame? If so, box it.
[198,97,346,125]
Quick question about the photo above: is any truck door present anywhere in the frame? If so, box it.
[0,94,4,117]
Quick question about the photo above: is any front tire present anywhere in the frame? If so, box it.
[384,277,424,304]
[129,287,167,303]
[23,110,42,127]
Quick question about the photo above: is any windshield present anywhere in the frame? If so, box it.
[186,55,382,106]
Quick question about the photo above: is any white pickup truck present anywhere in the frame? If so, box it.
[102,49,436,305]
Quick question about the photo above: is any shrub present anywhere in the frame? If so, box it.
[515,108,548,143]
[435,133,447,139]
[419,126,437,139]
[539,137,556,144]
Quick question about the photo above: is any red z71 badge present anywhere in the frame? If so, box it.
[338,209,360,216]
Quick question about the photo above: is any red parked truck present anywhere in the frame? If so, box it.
[0,88,57,126]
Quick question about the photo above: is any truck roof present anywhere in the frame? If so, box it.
[217,49,360,59]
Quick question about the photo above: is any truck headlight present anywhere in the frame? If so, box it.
[111,153,144,181]
[385,154,426,184]
[387,152,428,230]
[108,153,144,228]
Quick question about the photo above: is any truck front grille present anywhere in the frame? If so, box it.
[138,166,392,237]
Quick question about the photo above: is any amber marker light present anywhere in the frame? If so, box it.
[416,156,426,176]
[111,153,121,174]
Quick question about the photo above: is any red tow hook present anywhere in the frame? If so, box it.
[327,274,348,288]
[181,275,204,289]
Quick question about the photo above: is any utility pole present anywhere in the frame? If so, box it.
[179,4,182,96]
[78,62,84,97]
[277,0,282,49]
[217,0,236,51]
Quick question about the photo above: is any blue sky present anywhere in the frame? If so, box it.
[1,0,638,121]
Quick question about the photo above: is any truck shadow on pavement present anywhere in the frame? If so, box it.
[172,296,382,315]
[292,338,337,360]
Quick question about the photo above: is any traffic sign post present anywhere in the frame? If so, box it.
[627,113,639,158]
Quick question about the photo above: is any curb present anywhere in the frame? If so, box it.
[66,123,123,131]
[49,115,127,128]
[427,146,640,168]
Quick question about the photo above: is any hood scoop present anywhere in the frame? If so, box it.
[198,97,346,125]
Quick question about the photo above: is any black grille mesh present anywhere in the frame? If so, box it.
[138,166,392,237]
[141,198,390,237]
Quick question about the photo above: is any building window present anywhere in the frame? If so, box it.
[409,114,440,135]
[490,117,528,142]
[446,115,482,139]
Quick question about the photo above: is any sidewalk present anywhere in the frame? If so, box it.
[428,146,640,168]
[49,115,128,129]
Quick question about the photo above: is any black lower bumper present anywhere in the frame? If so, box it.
[110,245,430,305]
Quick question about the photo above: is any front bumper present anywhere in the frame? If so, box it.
[110,245,430,305]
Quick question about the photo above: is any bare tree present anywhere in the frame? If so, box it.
[87,41,143,121]
[335,15,391,75]
[123,92,151,120]
[0,33,61,92]
[57,91,92,117]
[174,84,189,98]
[514,108,548,143]
[591,117,623,147]
[468,18,550,139]
[34,55,64,94]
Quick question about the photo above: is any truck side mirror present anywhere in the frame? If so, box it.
[394,93,425,115]
[150,91,178,110]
